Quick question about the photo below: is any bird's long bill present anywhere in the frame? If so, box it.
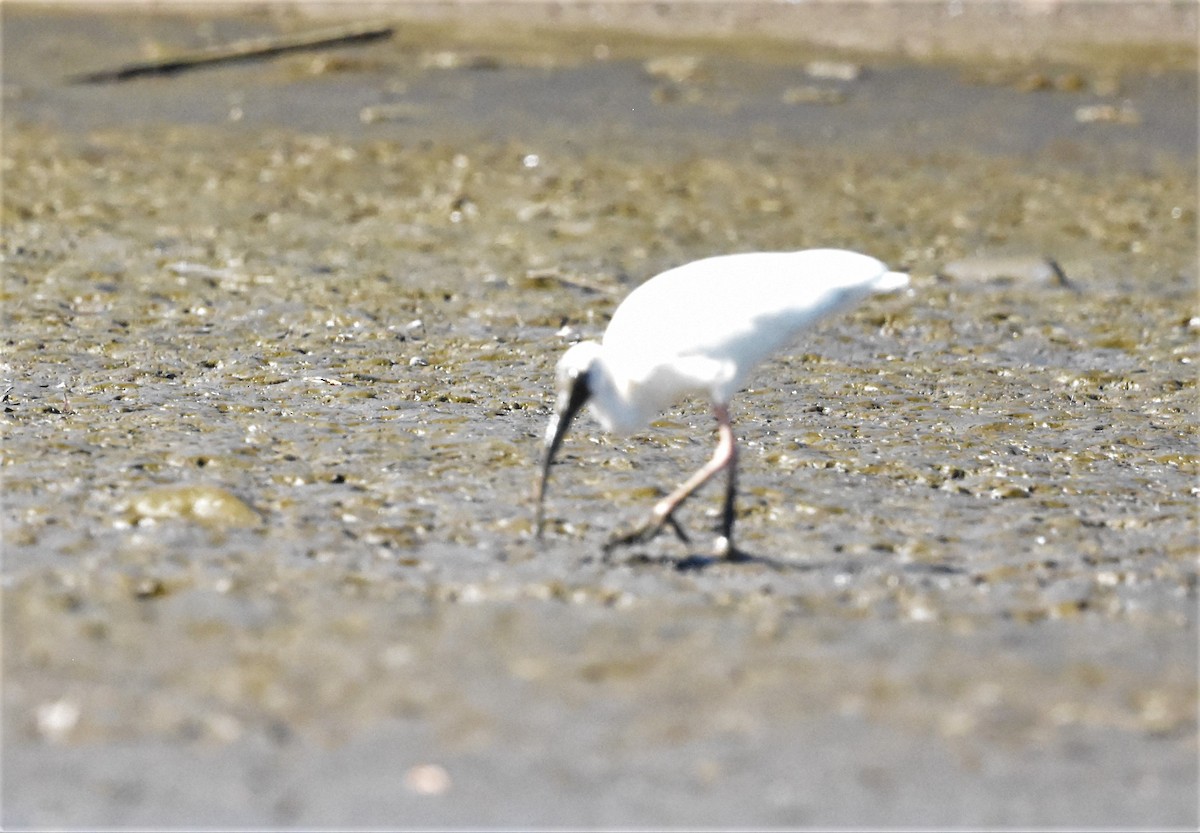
[533,374,590,539]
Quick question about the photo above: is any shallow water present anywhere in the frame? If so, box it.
[3,6,1197,827]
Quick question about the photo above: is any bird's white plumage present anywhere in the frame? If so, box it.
[536,247,909,551]
[578,249,907,433]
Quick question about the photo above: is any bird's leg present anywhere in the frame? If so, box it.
[713,430,739,558]
[605,404,737,554]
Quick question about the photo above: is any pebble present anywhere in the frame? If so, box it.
[1075,103,1141,125]
[805,60,861,81]
[939,255,1074,287]
[403,763,452,795]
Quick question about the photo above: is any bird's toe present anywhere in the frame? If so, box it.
[603,524,655,553]
[603,511,681,553]
[664,514,691,543]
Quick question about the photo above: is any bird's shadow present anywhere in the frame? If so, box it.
[610,551,972,577]
[613,547,799,573]
[677,551,763,572]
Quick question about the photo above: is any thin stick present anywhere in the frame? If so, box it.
[68,21,395,84]
[524,268,617,296]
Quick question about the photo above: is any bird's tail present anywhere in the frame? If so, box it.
[874,270,909,292]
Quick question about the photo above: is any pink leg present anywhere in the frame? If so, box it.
[605,404,740,556]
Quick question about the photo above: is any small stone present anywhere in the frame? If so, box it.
[36,698,81,742]
[939,255,1074,288]
[404,763,451,795]
[805,60,861,81]
[1054,72,1086,92]
[643,55,704,84]
[1075,103,1141,125]
[782,86,846,105]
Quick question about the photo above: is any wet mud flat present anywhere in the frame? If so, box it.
[3,4,1198,828]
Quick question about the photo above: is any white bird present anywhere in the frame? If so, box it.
[534,248,909,558]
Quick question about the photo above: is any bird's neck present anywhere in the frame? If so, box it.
[586,357,653,436]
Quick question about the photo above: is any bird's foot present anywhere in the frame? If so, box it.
[603,510,690,555]
[712,535,749,560]
[672,539,751,571]
[715,536,754,562]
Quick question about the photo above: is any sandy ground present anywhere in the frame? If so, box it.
[3,3,1197,829]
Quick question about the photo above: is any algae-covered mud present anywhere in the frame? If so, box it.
[3,4,1197,827]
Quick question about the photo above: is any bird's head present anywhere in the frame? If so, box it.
[534,340,602,538]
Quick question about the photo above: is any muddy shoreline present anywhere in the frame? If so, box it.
[3,4,1197,828]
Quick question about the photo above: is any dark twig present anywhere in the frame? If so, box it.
[68,21,395,84]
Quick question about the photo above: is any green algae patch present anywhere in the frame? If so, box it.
[123,484,262,529]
